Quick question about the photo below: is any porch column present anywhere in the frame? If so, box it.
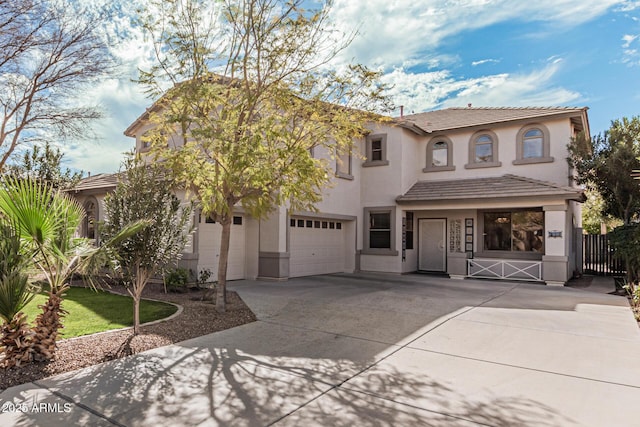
[258,206,290,280]
[543,205,569,285]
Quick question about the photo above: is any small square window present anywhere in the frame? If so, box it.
[306,220,313,228]
[314,221,320,228]
[322,221,328,229]
[364,134,388,167]
[336,222,342,230]
[329,222,335,229]
[297,219,305,227]
[290,219,296,227]
[233,216,243,225]
[205,215,215,224]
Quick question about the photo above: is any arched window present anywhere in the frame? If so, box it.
[466,130,500,169]
[475,134,494,163]
[83,198,98,241]
[424,137,454,172]
[523,129,543,158]
[514,124,553,165]
[432,141,448,166]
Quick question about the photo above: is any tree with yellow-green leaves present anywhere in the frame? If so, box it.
[136,0,392,312]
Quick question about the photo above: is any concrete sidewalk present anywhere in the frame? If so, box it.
[1,274,639,426]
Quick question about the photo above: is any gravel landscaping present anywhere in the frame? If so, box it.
[0,281,256,392]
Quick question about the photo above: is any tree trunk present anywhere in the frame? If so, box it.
[216,215,232,313]
[133,296,140,335]
[132,266,148,335]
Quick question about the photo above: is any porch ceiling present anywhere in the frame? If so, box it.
[396,174,585,204]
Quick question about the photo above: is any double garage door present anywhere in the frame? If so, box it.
[198,215,245,280]
[289,217,346,277]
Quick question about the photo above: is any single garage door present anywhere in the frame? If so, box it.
[289,217,345,277]
[198,215,245,280]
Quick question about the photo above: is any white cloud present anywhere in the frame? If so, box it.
[329,0,623,70]
[382,59,582,115]
[471,59,500,66]
[623,34,638,47]
[616,1,640,12]
[621,33,640,66]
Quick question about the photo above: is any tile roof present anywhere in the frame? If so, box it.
[396,174,585,204]
[71,173,119,192]
[396,107,588,133]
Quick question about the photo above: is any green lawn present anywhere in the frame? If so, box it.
[22,287,178,339]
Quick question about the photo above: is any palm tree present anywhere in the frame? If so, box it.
[0,221,38,368]
[0,178,87,360]
[0,177,148,361]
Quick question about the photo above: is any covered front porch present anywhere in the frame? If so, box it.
[396,175,585,285]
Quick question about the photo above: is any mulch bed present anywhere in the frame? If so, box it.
[0,281,256,392]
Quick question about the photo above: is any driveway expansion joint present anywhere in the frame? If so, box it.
[32,380,125,427]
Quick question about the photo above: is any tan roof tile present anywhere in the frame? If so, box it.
[71,173,119,192]
[397,107,588,133]
[396,174,584,203]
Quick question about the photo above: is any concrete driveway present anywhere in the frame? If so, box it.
[2,273,640,426]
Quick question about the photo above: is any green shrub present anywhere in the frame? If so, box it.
[165,268,189,292]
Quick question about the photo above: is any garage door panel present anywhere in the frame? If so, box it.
[290,218,345,277]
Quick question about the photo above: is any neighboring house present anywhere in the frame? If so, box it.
[71,106,588,285]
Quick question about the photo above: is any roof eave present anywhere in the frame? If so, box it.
[396,191,585,205]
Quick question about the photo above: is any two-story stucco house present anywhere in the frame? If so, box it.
[71,106,588,285]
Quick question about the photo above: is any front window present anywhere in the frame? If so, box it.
[364,134,389,167]
[432,141,448,166]
[475,135,494,163]
[371,139,383,161]
[523,129,543,158]
[370,212,391,249]
[484,211,544,252]
[514,124,553,165]
[83,200,97,241]
[336,149,352,178]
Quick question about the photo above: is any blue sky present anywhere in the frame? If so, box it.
[64,0,640,174]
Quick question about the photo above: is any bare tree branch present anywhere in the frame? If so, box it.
[0,0,113,171]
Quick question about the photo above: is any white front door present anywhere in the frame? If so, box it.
[419,218,446,272]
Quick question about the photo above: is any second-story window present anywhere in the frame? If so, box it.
[465,130,501,169]
[514,124,553,165]
[475,134,494,163]
[523,129,543,158]
[432,141,448,166]
[363,134,389,167]
[371,139,383,161]
[424,137,455,172]
[336,149,353,179]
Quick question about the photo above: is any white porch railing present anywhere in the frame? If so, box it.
[467,258,542,282]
